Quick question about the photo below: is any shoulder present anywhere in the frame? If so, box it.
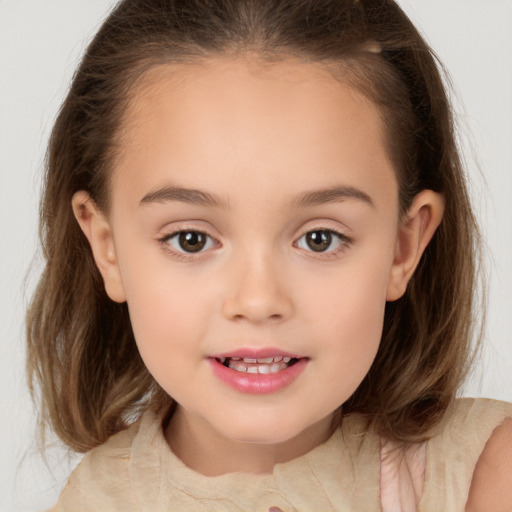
[49,409,156,512]
[429,397,512,450]
[441,397,512,433]
[420,397,512,511]
[466,416,512,511]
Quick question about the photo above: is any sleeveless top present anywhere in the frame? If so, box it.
[50,398,512,512]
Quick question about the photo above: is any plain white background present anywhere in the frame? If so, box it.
[1,1,511,510]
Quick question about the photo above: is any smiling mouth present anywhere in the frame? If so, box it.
[216,356,300,374]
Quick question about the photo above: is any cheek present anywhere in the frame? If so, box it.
[318,304,384,409]
[116,247,212,375]
[301,252,393,389]
[125,283,213,399]
[322,284,385,367]
[303,245,392,329]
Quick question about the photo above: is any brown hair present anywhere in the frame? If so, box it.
[27,0,480,452]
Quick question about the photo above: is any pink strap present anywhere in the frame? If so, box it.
[380,438,426,512]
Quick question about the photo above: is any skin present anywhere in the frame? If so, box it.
[73,57,443,476]
[465,418,512,511]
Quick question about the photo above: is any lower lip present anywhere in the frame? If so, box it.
[208,358,308,395]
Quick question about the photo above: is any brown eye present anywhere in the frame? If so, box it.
[296,229,349,254]
[305,230,332,252]
[178,231,206,252]
[164,230,214,254]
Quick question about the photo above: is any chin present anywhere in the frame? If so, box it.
[213,413,323,447]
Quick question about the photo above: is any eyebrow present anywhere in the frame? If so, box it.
[139,186,228,208]
[139,184,374,209]
[291,185,374,209]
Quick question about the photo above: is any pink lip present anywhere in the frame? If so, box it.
[211,347,302,360]
[207,349,308,395]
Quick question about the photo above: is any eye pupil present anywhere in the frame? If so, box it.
[306,231,332,252]
[179,231,206,252]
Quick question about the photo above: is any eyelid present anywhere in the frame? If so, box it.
[293,225,353,257]
[296,228,351,246]
[157,224,220,260]
[294,219,353,242]
[155,220,353,261]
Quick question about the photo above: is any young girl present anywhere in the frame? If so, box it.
[26,0,512,510]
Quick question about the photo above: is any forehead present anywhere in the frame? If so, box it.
[112,57,397,210]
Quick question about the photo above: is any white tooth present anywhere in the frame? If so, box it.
[258,364,271,374]
[247,366,258,374]
[279,363,288,371]
[273,356,283,363]
[244,358,258,363]
[257,357,274,364]
[219,357,226,364]
[270,363,281,374]
[283,357,291,363]
[230,362,248,372]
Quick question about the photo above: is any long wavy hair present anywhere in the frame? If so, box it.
[27,0,481,452]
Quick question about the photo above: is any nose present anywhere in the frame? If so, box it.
[221,250,294,324]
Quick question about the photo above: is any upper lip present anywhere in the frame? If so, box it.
[209,347,305,360]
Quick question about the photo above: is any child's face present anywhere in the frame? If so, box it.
[94,58,408,462]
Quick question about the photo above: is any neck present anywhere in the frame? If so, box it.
[164,406,334,476]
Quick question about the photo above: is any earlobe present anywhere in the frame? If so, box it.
[386,190,445,301]
[72,191,127,303]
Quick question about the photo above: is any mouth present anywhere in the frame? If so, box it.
[215,356,300,374]
[208,349,308,394]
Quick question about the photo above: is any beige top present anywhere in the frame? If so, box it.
[51,398,512,512]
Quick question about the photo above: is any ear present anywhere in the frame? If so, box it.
[72,191,126,303]
[386,190,445,301]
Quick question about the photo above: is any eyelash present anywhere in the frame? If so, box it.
[294,228,352,258]
[158,227,352,261]
[158,229,218,261]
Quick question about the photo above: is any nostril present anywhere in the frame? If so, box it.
[221,283,293,324]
